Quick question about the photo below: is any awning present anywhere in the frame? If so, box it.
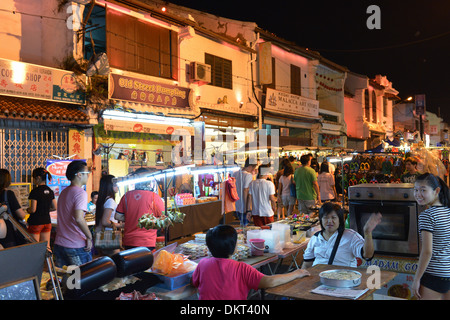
[0,95,89,124]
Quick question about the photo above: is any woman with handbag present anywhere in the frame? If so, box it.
[94,174,123,256]
[0,169,28,249]
[301,202,381,268]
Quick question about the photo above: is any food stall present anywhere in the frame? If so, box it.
[115,164,240,242]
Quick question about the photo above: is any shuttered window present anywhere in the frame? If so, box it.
[205,53,232,89]
[372,90,377,123]
[106,8,178,79]
[364,89,370,121]
[290,64,301,96]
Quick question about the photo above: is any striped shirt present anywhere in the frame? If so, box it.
[418,206,450,277]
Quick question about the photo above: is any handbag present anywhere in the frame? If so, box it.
[289,176,296,198]
[3,190,28,246]
[225,178,239,202]
[290,183,296,198]
[94,224,122,251]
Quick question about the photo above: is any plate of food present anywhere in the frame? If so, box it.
[319,269,362,288]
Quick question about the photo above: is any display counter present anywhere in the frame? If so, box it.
[167,200,235,241]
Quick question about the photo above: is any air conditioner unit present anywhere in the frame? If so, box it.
[190,62,211,84]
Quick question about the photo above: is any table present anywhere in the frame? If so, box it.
[265,264,397,300]
[272,240,309,274]
[147,253,278,300]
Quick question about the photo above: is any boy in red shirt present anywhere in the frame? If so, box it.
[192,225,309,300]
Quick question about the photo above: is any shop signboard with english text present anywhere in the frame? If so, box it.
[265,88,319,119]
[109,72,191,109]
[0,58,86,104]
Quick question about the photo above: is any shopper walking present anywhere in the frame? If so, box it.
[53,161,93,267]
[27,168,56,249]
[95,174,122,256]
[277,162,296,219]
[412,173,450,300]
[294,154,321,215]
[247,164,276,227]
[0,169,27,249]
[115,168,164,251]
[317,162,337,202]
[232,157,257,226]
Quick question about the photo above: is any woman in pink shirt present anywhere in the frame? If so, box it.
[192,225,309,300]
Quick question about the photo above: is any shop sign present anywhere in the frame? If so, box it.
[109,73,191,109]
[103,119,194,136]
[265,88,319,118]
[69,129,85,159]
[93,124,174,146]
[196,100,257,116]
[46,159,87,200]
[0,58,86,104]
[358,256,418,274]
[319,133,342,147]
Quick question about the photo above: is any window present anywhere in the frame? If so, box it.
[319,113,339,123]
[372,91,377,123]
[263,57,276,92]
[106,8,178,79]
[205,53,232,89]
[364,89,370,121]
[290,64,301,96]
[83,5,106,61]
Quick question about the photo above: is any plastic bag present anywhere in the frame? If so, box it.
[152,249,196,276]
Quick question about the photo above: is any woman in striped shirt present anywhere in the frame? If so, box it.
[413,173,450,300]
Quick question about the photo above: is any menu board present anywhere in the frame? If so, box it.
[46,159,86,200]
[7,183,31,210]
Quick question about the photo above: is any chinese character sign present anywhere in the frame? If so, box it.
[69,129,84,158]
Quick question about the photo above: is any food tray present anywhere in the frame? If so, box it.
[319,269,362,288]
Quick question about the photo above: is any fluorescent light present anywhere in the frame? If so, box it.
[115,165,238,187]
[327,156,353,163]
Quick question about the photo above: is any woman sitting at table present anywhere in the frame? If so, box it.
[192,224,310,300]
[301,202,382,268]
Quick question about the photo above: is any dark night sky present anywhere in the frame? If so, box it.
[165,0,450,123]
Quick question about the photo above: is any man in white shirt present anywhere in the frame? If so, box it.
[248,164,276,227]
[232,157,257,226]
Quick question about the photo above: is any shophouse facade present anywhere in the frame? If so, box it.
[0,0,93,197]
[345,73,399,151]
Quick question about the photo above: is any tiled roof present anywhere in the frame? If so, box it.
[0,95,90,124]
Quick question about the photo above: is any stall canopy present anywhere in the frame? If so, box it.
[365,137,401,153]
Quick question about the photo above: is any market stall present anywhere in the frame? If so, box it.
[115,164,240,242]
